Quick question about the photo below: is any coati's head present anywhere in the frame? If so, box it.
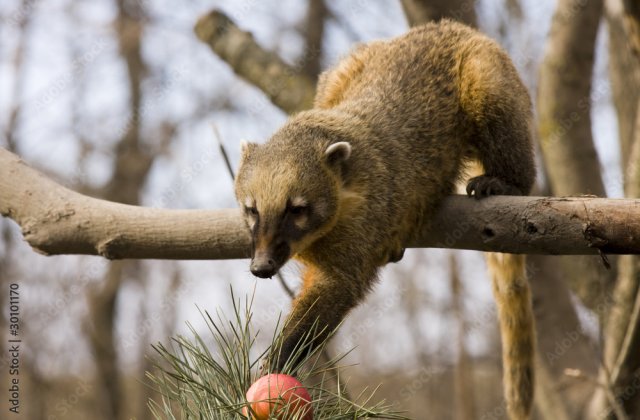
[234,124,351,278]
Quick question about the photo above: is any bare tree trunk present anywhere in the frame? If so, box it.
[528,254,598,417]
[533,351,573,420]
[3,0,33,153]
[85,1,151,419]
[590,2,640,418]
[537,0,605,193]
[451,255,476,420]
[301,0,328,80]
[400,0,477,27]
[536,0,615,320]
[607,1,640,169]
[86,261,125,419]
[23,357,48,420]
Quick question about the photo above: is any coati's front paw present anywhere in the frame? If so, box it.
[263,336,301,374]
[466,175,523,199]
[262,351,287,374]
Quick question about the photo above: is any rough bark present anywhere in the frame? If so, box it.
[194,10,316,114]
[5,148,640,259]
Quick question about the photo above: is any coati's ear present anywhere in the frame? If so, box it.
[240,140,257,161]
[324,141,352,167]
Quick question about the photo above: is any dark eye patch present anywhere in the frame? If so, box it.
[287,205,308,216]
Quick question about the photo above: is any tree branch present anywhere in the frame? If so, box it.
[3,147,640,260]
[194,10,316,114]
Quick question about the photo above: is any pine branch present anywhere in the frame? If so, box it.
[147,289,407,419]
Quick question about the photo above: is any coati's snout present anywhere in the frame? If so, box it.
[242,197,316,278]
[250,241,290,278]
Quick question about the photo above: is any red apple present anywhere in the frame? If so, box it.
[243,374,313,419]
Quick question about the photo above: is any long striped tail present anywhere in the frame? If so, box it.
[486,252,535,420]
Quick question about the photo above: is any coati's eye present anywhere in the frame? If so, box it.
[287,196,309,217]
[245,206,258,216]
[287,205,308,216]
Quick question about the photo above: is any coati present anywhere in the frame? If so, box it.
[235,20,536,420]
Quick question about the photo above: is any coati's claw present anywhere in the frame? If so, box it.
[466,175,523,199]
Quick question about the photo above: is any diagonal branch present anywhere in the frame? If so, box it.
[194,10,316,114]
[3,147,640,260]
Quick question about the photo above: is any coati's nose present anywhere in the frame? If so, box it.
[250,254,277,279]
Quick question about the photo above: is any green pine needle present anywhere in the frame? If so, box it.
[147,287,408,419]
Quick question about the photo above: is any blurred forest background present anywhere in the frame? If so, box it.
[1,0,640,419]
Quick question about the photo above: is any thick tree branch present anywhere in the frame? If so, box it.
[0,148,247,260]
[3,147,640,260]
[194,10,316,114]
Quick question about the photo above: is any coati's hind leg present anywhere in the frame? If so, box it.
[465,109,535,198]
[460,48,535,199]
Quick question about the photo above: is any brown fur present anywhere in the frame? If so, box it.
[487,253,535,420]
[235,20,535,419]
